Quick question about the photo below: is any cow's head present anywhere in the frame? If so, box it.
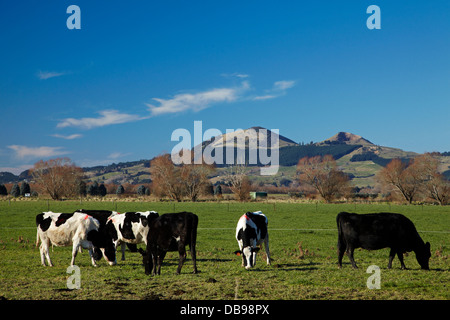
[87,230,117,266]
[138,248,152,275]
[234,246,260,270]
[415,242,431,270]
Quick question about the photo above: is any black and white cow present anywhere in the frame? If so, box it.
[337,212,431,270]
[77,209,159,260]
[138,212,198,275]
[234,211,271,269]
[36,211,117,267]
[106,211,159,260]
[75,209,122,260]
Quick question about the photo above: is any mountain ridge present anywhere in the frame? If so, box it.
[318,131,374,146]
[1,128,448,187]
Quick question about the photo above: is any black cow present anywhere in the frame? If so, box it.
[138,212,198,275]
[337,212,431,270]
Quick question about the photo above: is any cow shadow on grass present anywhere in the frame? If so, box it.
[271,262,320,272]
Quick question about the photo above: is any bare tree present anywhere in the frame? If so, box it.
[150,152,216,202]
[377,158,422,204]
[225,165,252,201]
[150,154,185,202]
[297,155,349,203]
[30,157,84,200]
[181,164,215,201]
[413,153,449,205]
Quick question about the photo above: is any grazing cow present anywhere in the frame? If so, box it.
[76,209,158,260]
[75,209,123,260]
[336,212,431,270]
[36,211,117,267]
[106,211,159,260]
[234,211,271,269]
[138,212,198,275]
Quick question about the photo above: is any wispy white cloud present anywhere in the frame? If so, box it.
[273,80,295,90]
[51,133,83,140]
[252,94,277,101]
[53,77,294,129]
[252,80,296,101]
[37,71,66,80]
[221,73,249,79]
[146,82,249,116]
[108,152,131,159]
[8,145,69,160]
[57,110,146,129]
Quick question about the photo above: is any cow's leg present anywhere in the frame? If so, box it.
[88,247,97,267]
[40,238,52,266]
[397,252,407,270]
[71,241,80,266]
[388,248,396,269]
[81,240,97,267]
[39,244,46,266]
[337,240,346,268]
[238,241,245,267]
[347,247,358,269]
[150,247,158,275]
[189,242,198,274]
[176,245,187,275]
[38,234,46,266]
[264,236,271,265]
[120,242,126,261]
[156,250,166,275]
[45,243,53,266]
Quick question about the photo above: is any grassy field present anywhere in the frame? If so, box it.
[0,200,448,300]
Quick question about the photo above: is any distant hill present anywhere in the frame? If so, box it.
[1,128,448,188]
[201,126,298,150]
[0,172,20,184]
[278,144,362,166]
[82,159,152,185]
[319,132,374,146]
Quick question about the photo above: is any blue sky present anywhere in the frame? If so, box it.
[1,0,449,174]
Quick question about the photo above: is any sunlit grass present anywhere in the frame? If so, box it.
[0,200,448,299]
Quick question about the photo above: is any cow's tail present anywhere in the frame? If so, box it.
[35,213,43,247]
[190,214,198,250]
[336,212,347,252]
[190,213,199,273]
[35,230,40,247]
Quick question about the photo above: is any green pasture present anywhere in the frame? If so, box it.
[0,200,448,300]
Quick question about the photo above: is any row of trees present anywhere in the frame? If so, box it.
[14,157,151,200]
[296,153,449,205]
[0,182,32,197]
[378,153,449,205]
[150,154,258,202]
[4,154,449,204]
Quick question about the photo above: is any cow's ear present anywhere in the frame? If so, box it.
[234,250,242,256]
